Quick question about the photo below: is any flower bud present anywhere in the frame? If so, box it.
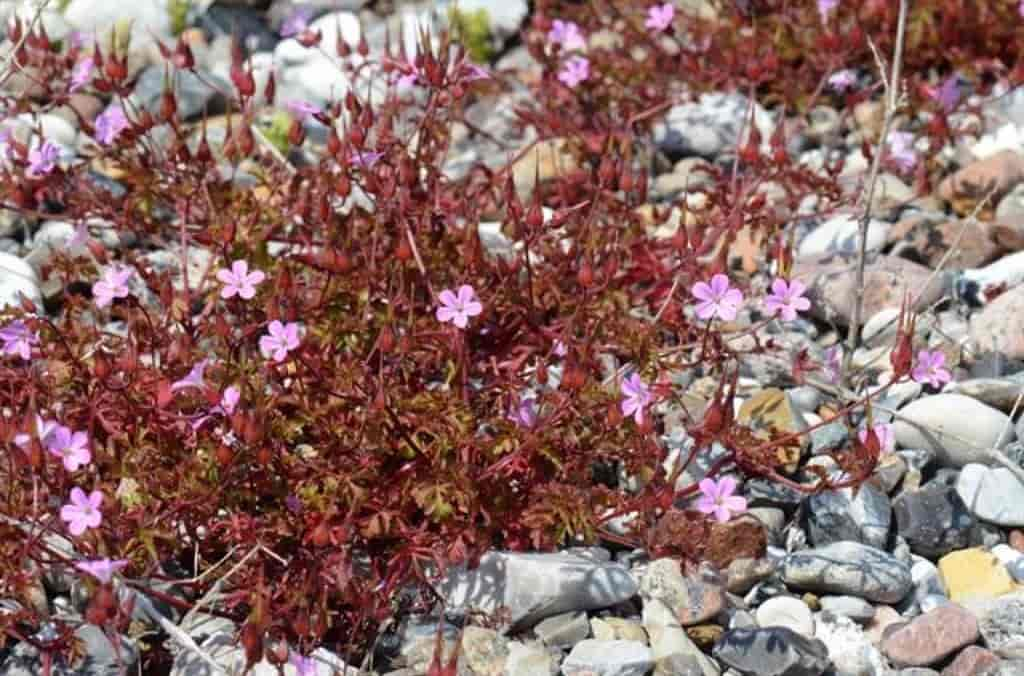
[240,623,263,667]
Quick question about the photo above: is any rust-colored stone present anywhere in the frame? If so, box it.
[705,515,767,570]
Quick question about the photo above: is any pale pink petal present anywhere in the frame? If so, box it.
[436,306,457,323]
[439,289,458,308]
[691,281,714,302]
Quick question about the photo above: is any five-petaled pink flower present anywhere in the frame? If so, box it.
[764,278,811,321]
[171,359,210,392]
[289,652,317,676]
[926,74,961,113]
[436,285,483,329]
[828,69,857,92]
[75,558,128,584]
[94,106,129,146]
[351,151,383,168]
[259,321,302,362]
[60,487,104,536]
[46,425,91,472]
[696,476,747,523]
[27,139,60,177]
[92,266,133,308]
[645,3,675,32]
[548,19,586,51]
[558,56,590,88]
[509,397,538,429]
[459,62,491,82]
[620,373,652,425]
[286,100,321,119]
[279,6,313,37]
[887,131,917,173]
[221,386,240,415]
[217,260,265,300]
[859,422,895,454]
[69,58,94,93]
[692,274,744,321]
[911,349,952,389]
[1,320,38,361]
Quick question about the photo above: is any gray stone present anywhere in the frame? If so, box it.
[505,640,556,676]
[804,482,891,549]
[1,624,138,675]
[643,599,720,676]
[755,597,815,637]
[653,93,774,160]
[0,252,43,311]
[780,541,912,603]
[561,639,653,676]
[798,214,889,259]
[713,627,831,676]
[992,544,1024,583]
[956,464,1024,526]
[813,613,888,676]
[979,594,1024,658]
[534,611,589,648]
[818,596,876,624]
[440,551,638,629]
[893,395,1015,467]
[894,484,976,557]
[810,423,849,456]
[130,67,229,122]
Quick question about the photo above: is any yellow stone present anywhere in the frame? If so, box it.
[939,548,1015,603]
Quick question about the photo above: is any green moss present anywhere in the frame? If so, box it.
[261,111,294,157]
[447,6,493,65]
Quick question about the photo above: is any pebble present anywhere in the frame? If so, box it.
[653,92,774,160]
[978,594,1024,658]
[893,394,1016,467]
[0,252,43,311]
[992,544,1024,582]
[460,626,509,676]
[639,560,726,626]
[956,464,1024,526]
[944,376,1024,413]
[887,213,1003,269]
[937,150,1024,211]
[818,596,876,624]
[780,541,913,603]
[590,617,647,644]
[643,599,720,676]
[755,596,815,637]
[813,613,888,676]
[958,250,1024,308]
[712,627,831,676]
[534,611,589,648]
[506,640,557,676]
[440,551,638,628]
[938,548,1016,604]
[881,603,980,667]
[894,483,976,557]
[561,639,655,676]
[970,283,1024,361]
[804,482,892,549]
[797,214,889,259]
[940,645,1001,676]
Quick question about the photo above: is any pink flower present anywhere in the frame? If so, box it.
[825,345,843,384]
[94,106,128,145]
[286,100,321,119]
[763,278,811,321]
[351,151,383,168]
[289,653,317,676]
[46,425,91,472]
[14,415,59,449]
[887,131,917,173]
[92,266,133,308]
[458,61,491,82]
[69,58,94,93]
[828,69,858,92]
[859,422,895,454]
[74,558,128,584]
[818,0,840,22]
[509,397,538,429]
[259,320,302,362]
[0,320,38,361]
[217,260,265,300]
[620,373,652,425]
[436,285,483,329]
[553,340,568,357]
[928,74,961,113]
[279,7,314,37]
[645,4,675,32]
[221,386,240,415]
[1020,0,1024,18]
[696,476,747,523]
[558,56,590,88]
[911,349,952,389]
[171,359,210,392]
[692,274,743,321]
[67,221,90,249]
[548,20,586,51]
[60,487,104,536]
[27,139,60,177]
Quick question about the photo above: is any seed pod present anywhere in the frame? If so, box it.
[240,622,263,667]
[378,327,395,353]
[264,70,276,105]
[216,444,233,467]
[311,521,330,547]
[577,261,594,288]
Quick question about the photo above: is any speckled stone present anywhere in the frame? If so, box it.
[881,604,979,667]
[781,541,912,604]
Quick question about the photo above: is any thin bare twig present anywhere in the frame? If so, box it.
[842,0,909,387]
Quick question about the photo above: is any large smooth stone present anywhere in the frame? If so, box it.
[956,463,1024,526]
[893,394,1015,467]
[780,541,912,604]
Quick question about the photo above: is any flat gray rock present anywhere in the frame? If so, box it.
[561,639,653,676]
[894,483,975,557]
[804,483,891,549]
[713,627,830,676]
[780,541,912,603]
[440,551,638,628]
[956,463,1024,526]
[893,394,1014,467]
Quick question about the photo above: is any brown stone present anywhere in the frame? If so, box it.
[938,150,1024,216]
[1010,530,1024,553]
[686,623,724,649]
[941,646,1001,676]
[970,284,1024,360]
[639,558,727,626]
[793,253,943,327]
[705,515,767,571]
[887,214,1002,269]
[881,604,980,667]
